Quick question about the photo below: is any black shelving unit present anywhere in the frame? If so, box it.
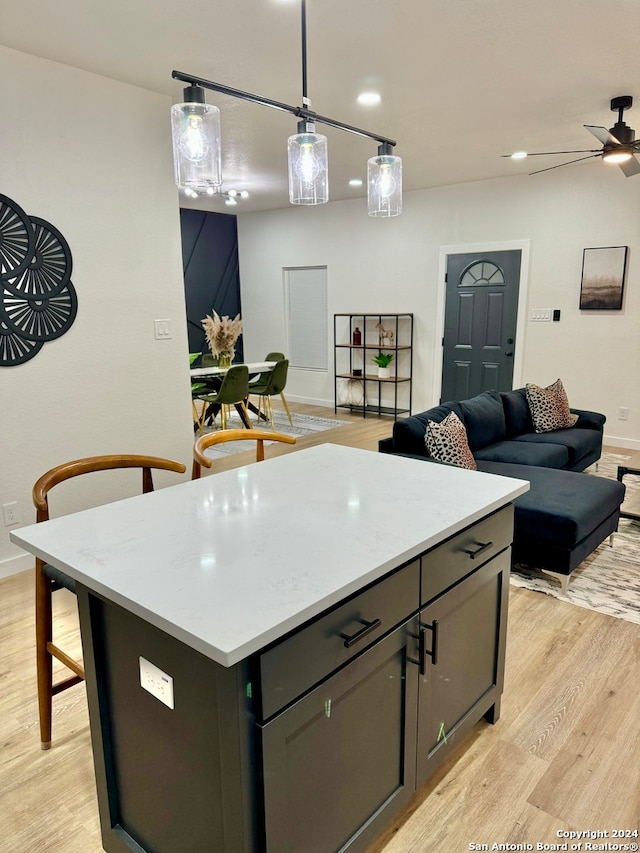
[334,313,413,420]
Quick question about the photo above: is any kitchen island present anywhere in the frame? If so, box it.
[12,443,528,853]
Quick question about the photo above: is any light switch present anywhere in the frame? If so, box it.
[530,309,551,322]
[139,656,174,709]
[154,319,172,340]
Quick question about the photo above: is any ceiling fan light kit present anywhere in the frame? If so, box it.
[170,0,401,216]
[504,95,640,177]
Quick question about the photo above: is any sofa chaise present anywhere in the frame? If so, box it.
[379,387,626,592]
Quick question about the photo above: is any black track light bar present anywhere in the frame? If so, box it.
[171,69,397,148]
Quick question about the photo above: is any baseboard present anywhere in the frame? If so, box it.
[285,394,334,408]
[603,434,640,452]
[0,552,33,581]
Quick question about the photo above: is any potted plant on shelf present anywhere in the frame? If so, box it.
[372,351,394,379]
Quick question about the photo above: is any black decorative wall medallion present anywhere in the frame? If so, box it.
[0,194,78,365]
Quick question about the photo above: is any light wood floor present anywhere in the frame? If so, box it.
[2,407,638,852]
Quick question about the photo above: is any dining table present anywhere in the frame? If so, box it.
[190,360,276,428]
[190,360,275,380]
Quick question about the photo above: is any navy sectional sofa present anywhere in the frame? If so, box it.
[379,389,626,591]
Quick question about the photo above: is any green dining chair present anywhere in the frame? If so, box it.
[199,364,251,430]
[191,352,221,432]
[249,352,285,388]
[250,358,293,428]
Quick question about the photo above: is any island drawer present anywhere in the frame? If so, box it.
[420,504,513,605]
[258,559,420,719]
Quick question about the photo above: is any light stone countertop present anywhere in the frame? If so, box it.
[11,444,529,667]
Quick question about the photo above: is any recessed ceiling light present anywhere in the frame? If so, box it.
[349,178,363,186]
[511,151,528,160]
[357,92,381,106]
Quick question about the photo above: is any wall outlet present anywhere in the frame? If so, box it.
[2,502,19,526]
[154,319,172,340]
[139,656,174,709]
[618,407,629,421]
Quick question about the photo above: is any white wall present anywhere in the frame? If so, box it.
[0,48,194,578]
[238,166,640,448]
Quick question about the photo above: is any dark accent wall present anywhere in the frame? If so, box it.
[180,209,243,362]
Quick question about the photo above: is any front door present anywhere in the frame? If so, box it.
[441,250,521,402]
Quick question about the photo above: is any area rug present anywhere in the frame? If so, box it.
[200,410,352,458]
[510,452,640,624]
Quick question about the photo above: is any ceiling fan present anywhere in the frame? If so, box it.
[503,95,640,177]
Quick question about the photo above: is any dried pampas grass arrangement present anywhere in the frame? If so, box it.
[202,310,243,360]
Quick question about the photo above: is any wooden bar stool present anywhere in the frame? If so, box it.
[32,454,186,749]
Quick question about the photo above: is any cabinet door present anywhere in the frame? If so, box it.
[416,550,510,783]
[259,618,419,853]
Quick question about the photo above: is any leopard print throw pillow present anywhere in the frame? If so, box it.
[525,378,579,433]
[425,412,477,470]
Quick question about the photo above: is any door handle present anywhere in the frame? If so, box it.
[504,351,513,357]
[339,617,381,648]
[409,621,438,669]
[408,626,427,675]
[423,620,438,666]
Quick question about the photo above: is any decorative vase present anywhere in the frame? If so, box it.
[378,366,391,379]
[218,353,232,369]
[338,378,365,407]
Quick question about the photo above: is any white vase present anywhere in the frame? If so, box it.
[378,366,391,379]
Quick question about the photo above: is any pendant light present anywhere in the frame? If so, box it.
[170,0,402,215]
[170,85,222,192]
[288,120,329,204]
[368,143,402,217]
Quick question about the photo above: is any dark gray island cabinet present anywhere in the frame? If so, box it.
[11,445,527,853]
[79,504,513,853]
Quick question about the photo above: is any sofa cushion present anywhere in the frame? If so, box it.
[393,402,464,458]
[475,461,625,547]
[501,388,532,438]
[526,379,579,433]
[425,412,477,470]
[514,428,602,468]
[474,440,568,468]
[458,390,506,451]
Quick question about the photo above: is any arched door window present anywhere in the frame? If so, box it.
[459,261,505,287]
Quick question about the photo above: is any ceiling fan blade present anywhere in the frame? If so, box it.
[584,124,621,146]
[502,149,600,157]
[619,155,640,177]
[529,154,601,175]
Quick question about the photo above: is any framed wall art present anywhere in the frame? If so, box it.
[579,245,628,310]
[0,193,78,365]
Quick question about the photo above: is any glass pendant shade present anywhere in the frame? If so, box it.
[171,86,222,192]
[367,149,402,217]
[287,124,329,205]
